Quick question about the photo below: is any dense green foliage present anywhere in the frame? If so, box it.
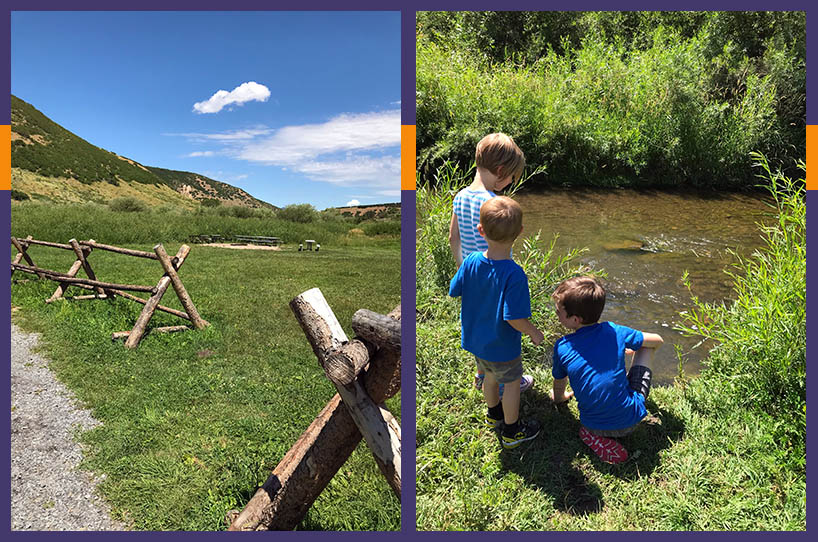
[11,95,271,208]
[10,189,29,201]
[12,239,400,530]
[277,203,319,224]
[11,202,400,247]
[109,197,149,213]
[678,155,806,473]
[414,160,805,529]
[417,11,805,189]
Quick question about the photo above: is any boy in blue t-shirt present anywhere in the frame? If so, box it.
[449,133,533,396]
[549,276,664,463]
[449,196,544,449]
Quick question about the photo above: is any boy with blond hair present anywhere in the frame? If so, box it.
[550,276,664,463]
[449,133,533,395]
[449,196,544,449]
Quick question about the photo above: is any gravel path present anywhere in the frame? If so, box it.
[11,323,127,531]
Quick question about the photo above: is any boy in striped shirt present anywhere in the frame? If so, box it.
[448,133,534,396]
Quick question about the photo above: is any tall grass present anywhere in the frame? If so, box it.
[677,154,806,472]
[417,22,803,188]
[11,202,399,247]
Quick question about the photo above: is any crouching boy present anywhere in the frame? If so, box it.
[550,276,663,463]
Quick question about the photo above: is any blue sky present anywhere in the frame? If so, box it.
[11,11,401,209]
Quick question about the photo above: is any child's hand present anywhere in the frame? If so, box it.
[529,328,544,346]
[549,389,574,403]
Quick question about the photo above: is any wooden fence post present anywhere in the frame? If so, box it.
[228,300,401,531]
[124,245,190,349]
[11,236,43,279]
[290,289,401,498]
[153,244,208,330]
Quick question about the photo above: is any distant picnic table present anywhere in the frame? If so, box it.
[190,234,281,246]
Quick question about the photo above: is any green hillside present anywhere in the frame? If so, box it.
[11,95,274,209]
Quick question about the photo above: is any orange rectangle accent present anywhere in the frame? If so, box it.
[1,125,9,190]
[808,125,816,190]
[401,124,416,191]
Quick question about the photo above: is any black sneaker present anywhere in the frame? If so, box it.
[501,419,541,449]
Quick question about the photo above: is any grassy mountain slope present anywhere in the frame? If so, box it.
[11,95,274,209]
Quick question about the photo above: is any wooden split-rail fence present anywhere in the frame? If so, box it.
[10,236,209,348]
[227,288,401,530]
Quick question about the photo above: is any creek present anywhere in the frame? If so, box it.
[514,188,773,385]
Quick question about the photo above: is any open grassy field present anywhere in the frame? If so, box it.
[10,227,400,530]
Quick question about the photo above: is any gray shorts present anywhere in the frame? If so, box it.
[474,355,523,384]
[587,364,652,438]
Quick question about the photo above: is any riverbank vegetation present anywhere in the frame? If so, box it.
[415,159,805,529]
[11,205,400,530]
[11,199,400,248]
[417,11,805,189]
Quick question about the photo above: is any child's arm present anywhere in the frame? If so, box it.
[550,376,574,403]
[640,332,664,349]
[630,332,663,368]
[506,318,544,346]
[448,213,463,268]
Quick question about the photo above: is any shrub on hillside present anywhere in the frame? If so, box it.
[200,198,221,208]
[109,196,148,213]
[10,189,29,201]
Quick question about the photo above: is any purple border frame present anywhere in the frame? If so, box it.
[2,0,814,538]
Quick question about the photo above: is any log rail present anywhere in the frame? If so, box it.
[10,236,209,348]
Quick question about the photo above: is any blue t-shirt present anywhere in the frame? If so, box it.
[449,251,531,362]
[452,188,495,260]
[552,322,646,430]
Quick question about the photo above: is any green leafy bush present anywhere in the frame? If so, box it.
[109,196,148,213]
[10,189,29,201]
[277,203,318,224]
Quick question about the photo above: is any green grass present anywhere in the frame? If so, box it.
[11,236,400,530]
[415,160,805,530]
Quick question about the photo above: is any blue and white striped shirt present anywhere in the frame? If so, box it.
[452,188,496,261]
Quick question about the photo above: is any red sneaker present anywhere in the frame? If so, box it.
[579,427,629,464]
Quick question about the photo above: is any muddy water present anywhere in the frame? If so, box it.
[514,188,773,385]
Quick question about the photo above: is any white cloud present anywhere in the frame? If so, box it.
[290,156,400,188]
[186,151,214,157]
[193,81,271,114]
[239,110,400,164]
[164,127,272,143]
[345,199,361,206]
